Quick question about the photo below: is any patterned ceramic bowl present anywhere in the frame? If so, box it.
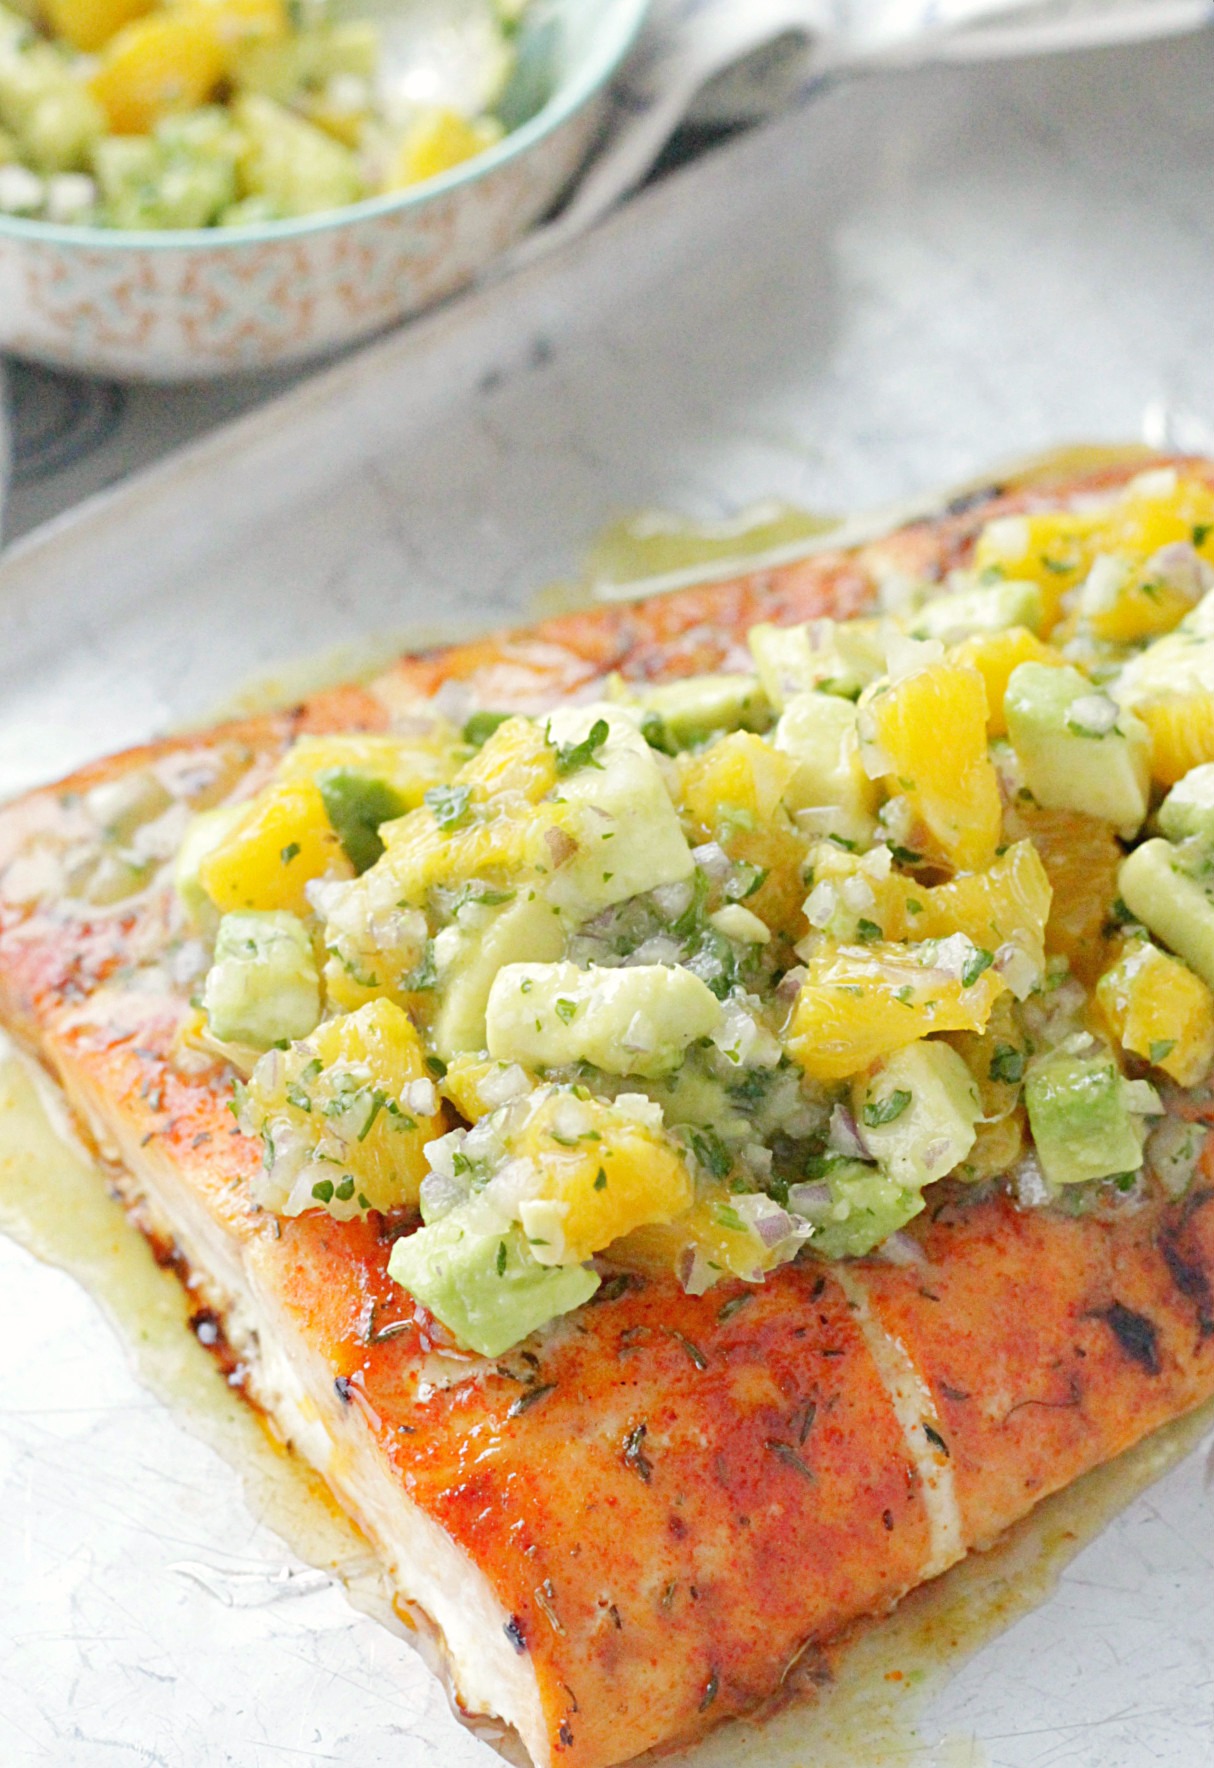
[0,0,647,382]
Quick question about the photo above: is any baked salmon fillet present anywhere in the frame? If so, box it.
[5,453,1214,1767]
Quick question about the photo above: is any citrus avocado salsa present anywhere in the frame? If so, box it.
[174,466,1214,1357]
[0,0,533,228]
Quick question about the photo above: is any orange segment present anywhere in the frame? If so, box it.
[612,1194,795,1288]
[972,473,1214,634]
[1136,695,1214,787]
[388,108,501,188]
[861,661,1002,873]
[948,628,1067,737]
[514,1096,693,1264]
[678,733,805,938]
[972,510,1103,630]
[244,999,443,1216]
[198,777,352,917]
[1008,804,1121,985]
[913,840,1052,974]
[786,938,1006,1082]
[45,0,155,52]
[1081,568,1196,645]
[90,15,228,135]
[1096,939,1214,1087]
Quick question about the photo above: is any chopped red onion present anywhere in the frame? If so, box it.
[545,828,578,869]
[776,965,808,1003]
[994,940,1038,1001]
[921,933,975,983]
[827,1104,866,1159]
[652,880,694,919]
[258,1048,283,1093]
[1011,1150,1050,1209]
[787,1181,831,1218]
[1147,1115,1206,1197]
[804,880,838,928]
[1145,540,1214,598]
[877,1231,927,1267]
[476,1064,531,1110]
[420,1169,468,1223]
[755,1206,796,1248]
[627,936,683,967]
[691,841,732,881]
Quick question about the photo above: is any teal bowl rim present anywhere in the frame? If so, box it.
[0,0,649,252]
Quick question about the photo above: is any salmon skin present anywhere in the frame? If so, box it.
[2,454,1214,1768]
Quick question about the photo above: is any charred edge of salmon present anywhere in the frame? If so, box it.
[110,1160,540,1768]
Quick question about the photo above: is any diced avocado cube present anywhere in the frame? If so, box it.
[92,133,156,203]
[1004,662,1150,835]
[486,961,723,1079]
[316,769,408,875]
[774,690,877,845]
[219,194,281,228]
[0,7,32,53]
[387,1215,599,1358]
[1158,765,1214,847]
[791,1158,925,1260]
[748,618,885,710]
[1119,837,1214,991]
[0,45,105,174]
[174,803,245,929]
[232,23,377,104]
[94,130,236,232]
[910,578,1044,642]
[852,1041,980,1188]
[543,708,694,920]
[1024,1051,1147,1187]
[233,93,364,218]
[431,893,565,1063]
[611,672,770,748]
[202,910,321,1050]
[1113,584,1214,714]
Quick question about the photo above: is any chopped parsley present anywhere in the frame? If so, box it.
[961,946,995,987]
[639,711,675,755]
[686,1126,732,1180]
[862,1089,912,1127]
[463,710,511,748]
[403,941,438,993]
[989,1044,1025,1085]
[553,717,610,775]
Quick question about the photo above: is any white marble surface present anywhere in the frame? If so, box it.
[4,30,1214,1766]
